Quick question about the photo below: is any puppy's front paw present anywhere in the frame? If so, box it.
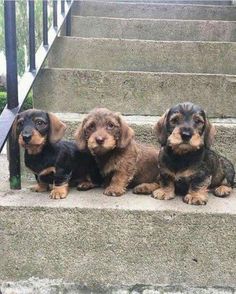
[213,185,232,198]
[152,187,175,200]
[133,183,160,195]
[183,192,207,205]
[50,185,69,199]
[104,186,125,197]
[30,183,48,193]
[77,181,96,191]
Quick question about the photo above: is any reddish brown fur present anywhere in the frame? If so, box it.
[75,108,160,196]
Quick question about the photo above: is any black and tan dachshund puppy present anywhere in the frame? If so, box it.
[152,102,235,205]
[13,109,101,199]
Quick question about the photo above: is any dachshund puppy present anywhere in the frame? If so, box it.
[153,102,235,205]
[75,108,160,196]
[13,109,102,199]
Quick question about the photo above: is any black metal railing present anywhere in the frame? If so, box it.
[0,0,74,189]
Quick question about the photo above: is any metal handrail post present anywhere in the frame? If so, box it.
[4,0,21,189]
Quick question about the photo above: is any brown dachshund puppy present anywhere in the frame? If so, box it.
[153,102,235,205]
[75,108,160,196]
[14,109,102,199]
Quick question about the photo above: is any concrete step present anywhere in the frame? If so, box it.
[48,37,236,74]
[77,0,232,4]
[1,279,236,294]
[33,68,236,117]
[72,1,236,21]
[1,181,236,289]
[71,16,236,42]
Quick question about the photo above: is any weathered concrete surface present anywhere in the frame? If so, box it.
[48,37,236,74]
[1,278,236,294]
[74,0,232,4]
[72,16,236,42]
[73,1,236,21]
[0,154,9,184]
[0,182,236,289]
[33,68,236,117]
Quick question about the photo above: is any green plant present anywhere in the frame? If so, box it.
[0,91,33,114]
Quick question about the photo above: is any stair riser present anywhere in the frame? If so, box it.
[73,2,236,21]
[33,69,236,117]
[1,205,236,287]
[61,118,236,170]
[72,16,236,42]
[48,37,236,74]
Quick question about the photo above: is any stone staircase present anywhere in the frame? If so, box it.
[1,0,236,292]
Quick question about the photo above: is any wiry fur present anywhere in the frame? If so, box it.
[153,102,235,205]
[14,109,102,199]
[75,108,160,196]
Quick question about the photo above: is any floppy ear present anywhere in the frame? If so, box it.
[117,115,134,149]
[154,110,169,146]
[75,119,87,150]
[48,113,67,143]
[204,120,216,148]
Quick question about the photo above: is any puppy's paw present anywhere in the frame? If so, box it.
[183,192,207,205]
[50,185,69,199]
[213,185,232,198]
[30,183,48,193]
[133,183,160,195]
[104,186,125,197]
[152,187,175,200]
[77,181,96,191]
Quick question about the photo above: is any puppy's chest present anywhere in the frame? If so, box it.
[25,150,57,175]
[161,166,195,182]
[97,153,132,176]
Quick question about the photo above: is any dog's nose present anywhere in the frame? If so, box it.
[181,129,192,141]
[95,136,105,145]
[22,134,32,144]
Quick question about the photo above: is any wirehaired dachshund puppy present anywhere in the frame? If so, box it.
[152,102,235,205]
[13,109,102,199]
[75,108,160,196]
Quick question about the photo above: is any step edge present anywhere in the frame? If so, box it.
[57,35,236,44]
[72,15,236,23]
[1,184,236,215]
[55,112,236,125]
[75,0,235,8]
[41,67,236,78]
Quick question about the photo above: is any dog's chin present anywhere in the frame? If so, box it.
[20,142,45,155]
[169,142,201,155]
[89,145,115,156]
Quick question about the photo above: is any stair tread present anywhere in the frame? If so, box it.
[56,112,236,125]
[59,35,236,43]
[1,180,236,214]
[44,67,236,76]
[75,1,233,8]
[73,1,236,21]
[73,15,236,22]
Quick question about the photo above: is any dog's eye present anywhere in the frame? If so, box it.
[170,117,180,124]
[35,120,45,126]
[107,122,115,130]
[194,117,204,124]
[87,123,95,132]
[17,120,24,127]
